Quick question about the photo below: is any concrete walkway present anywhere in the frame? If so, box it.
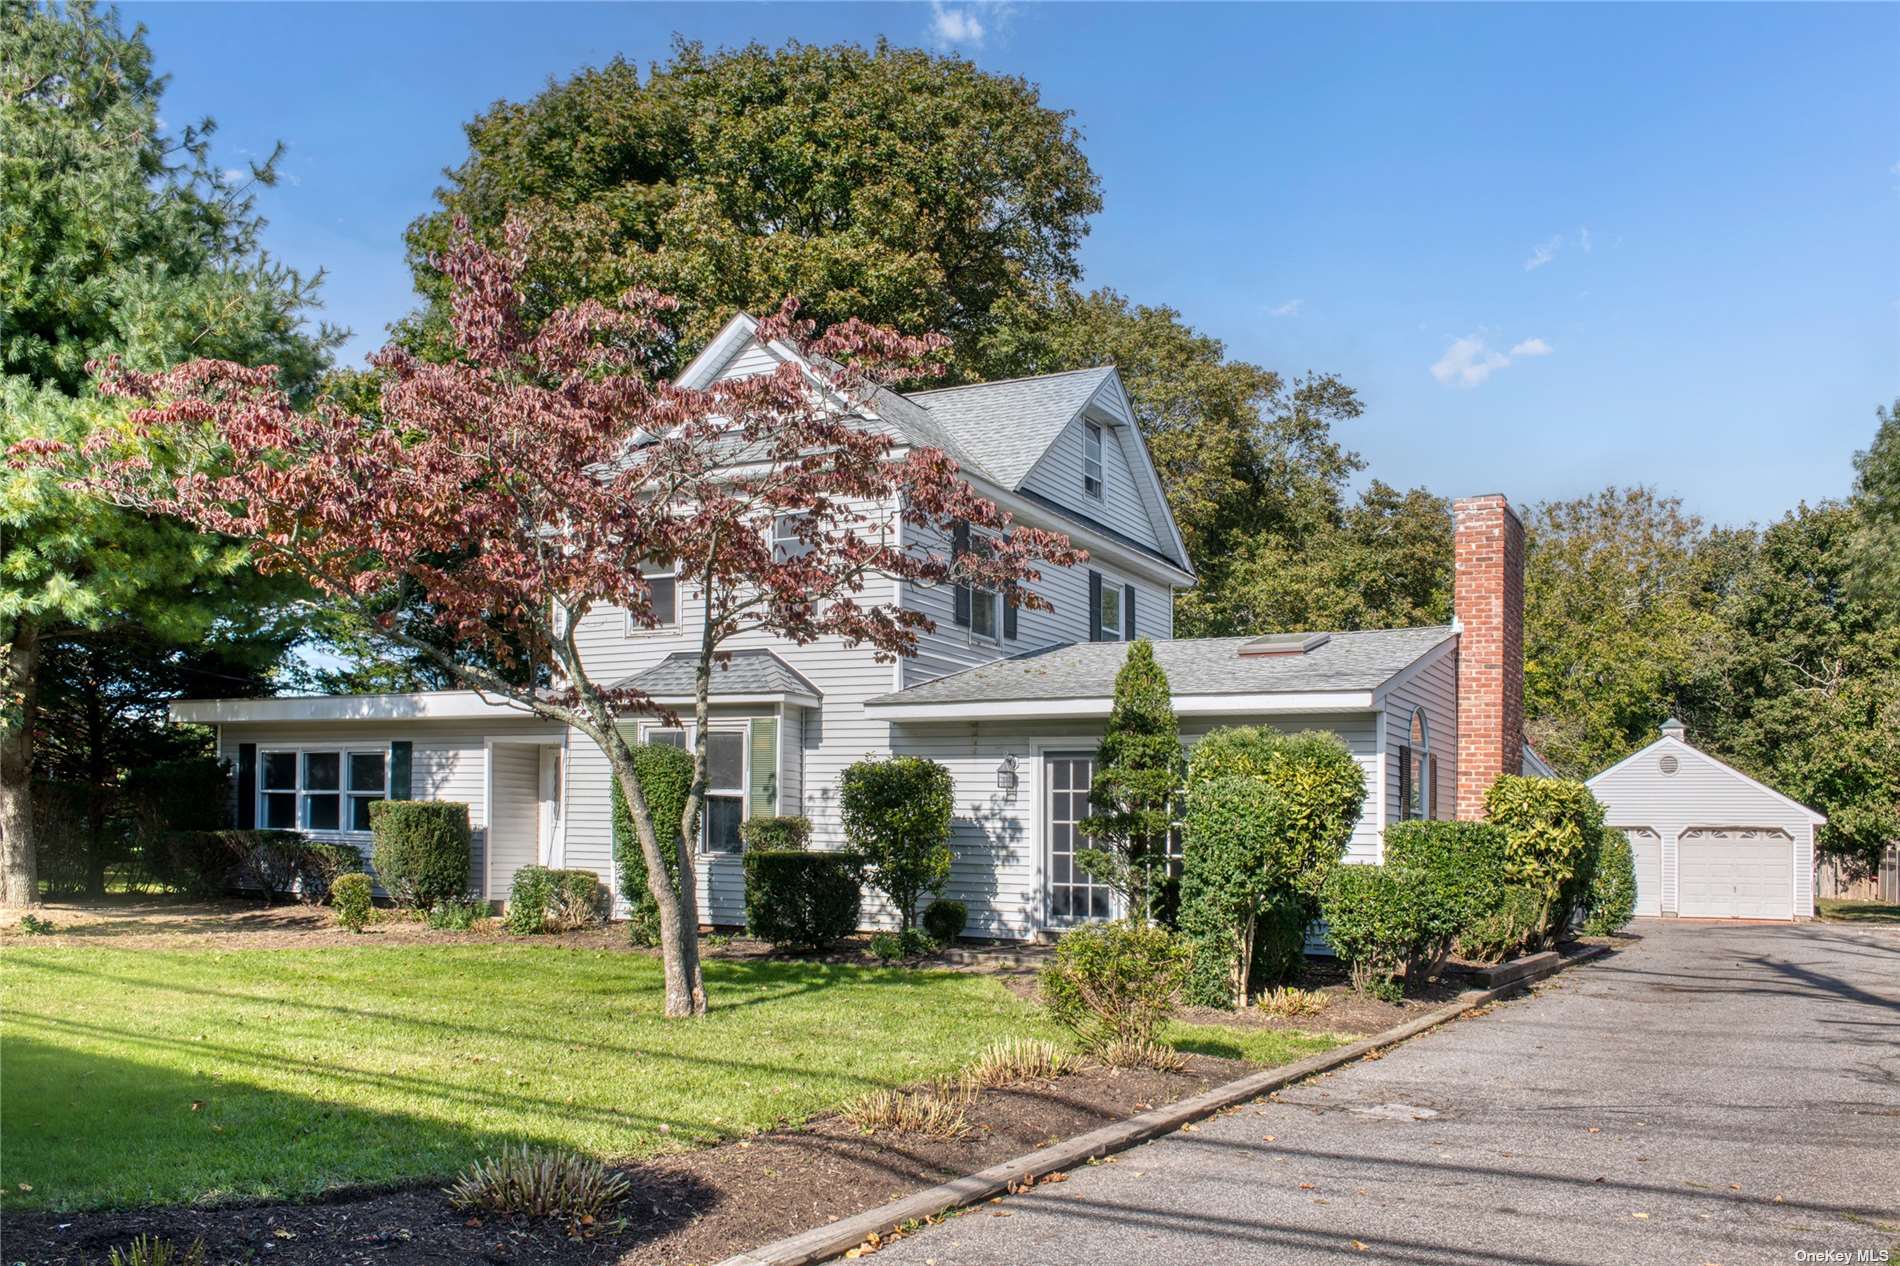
[872,921,1900,1266]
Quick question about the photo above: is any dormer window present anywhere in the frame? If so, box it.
[1083,422,1104,499]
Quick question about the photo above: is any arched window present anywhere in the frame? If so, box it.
[1404,708,1431,821]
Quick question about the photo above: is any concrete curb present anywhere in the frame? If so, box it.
[714,942,1613,1266]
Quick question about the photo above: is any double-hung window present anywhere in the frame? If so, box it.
[638,725,746,853]
[771,512,813,561]
[628,560,678,634]
[1098,581,1121,639]
[1083,422,1104,499]
[261,748,386,832]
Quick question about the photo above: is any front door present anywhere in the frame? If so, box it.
[1046,752,1112,925]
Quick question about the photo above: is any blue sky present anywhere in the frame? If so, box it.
[125,1,1898,527]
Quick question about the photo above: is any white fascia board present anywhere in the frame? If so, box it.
[1368,634,1460,708]
[640,692,822,710]
[675,314,763,389]
[169,691,546,725]
[867,690,1375,722]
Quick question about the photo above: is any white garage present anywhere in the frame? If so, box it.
[1587,719,1825,922]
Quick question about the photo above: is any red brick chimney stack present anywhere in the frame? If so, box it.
[1453,494,1526,820]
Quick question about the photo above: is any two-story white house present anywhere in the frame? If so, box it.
[170,314,1541,940]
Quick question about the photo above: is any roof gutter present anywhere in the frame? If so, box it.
[169,692,548,725]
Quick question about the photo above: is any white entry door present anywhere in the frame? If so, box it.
[1046,752,1112,925]
[1677,828,1795,920]
[1620,827,1662,917]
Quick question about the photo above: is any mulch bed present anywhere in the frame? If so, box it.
[6,1058,1242,1266]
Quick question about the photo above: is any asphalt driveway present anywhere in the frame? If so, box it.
[872,920,1900,1266]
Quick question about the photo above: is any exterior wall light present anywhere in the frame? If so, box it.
[996,754,1019,791]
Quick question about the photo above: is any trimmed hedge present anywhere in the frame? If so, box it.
[922,898,969,946]
[368,801,471,909]
[505,866,604,935]
[743,850,862,949]
[1484,776,1608,945]
[1583,829,1638,935]
[1177,728,1364,1008]
[1459,884,1545,963]
[331,872,373,932]
[612,742,695,946]
[149,829,239,899]
[740,816,811,851]
[297,843,363,905]
[1384,820,1512,976]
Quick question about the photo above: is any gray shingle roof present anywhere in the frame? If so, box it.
[612,649,822,701]
[867,627,1455,708]
[908,367,1118,490]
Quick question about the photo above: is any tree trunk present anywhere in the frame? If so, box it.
[1,622,41,909]
[605,738,705,1017]
[83,651,109,898]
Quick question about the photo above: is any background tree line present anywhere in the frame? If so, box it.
[3,8,1892,900]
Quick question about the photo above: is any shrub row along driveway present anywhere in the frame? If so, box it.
[874,921,1900,1266]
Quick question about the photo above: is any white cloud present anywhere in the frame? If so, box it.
[222,167,246,184]
[1270,299,1304,318]
[930,2,986,46]
[1577,226,1593,253]
[1431,334,1553,388]
[1524,235,1562,271]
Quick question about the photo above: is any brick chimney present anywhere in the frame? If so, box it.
[1453,494,1525,820]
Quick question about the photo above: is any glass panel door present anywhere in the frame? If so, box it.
[1046,752,1112,924]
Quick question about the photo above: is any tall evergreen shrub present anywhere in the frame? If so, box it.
[1076,640,1183,924]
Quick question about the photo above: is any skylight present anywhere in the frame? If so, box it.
[1238,632,1332,657]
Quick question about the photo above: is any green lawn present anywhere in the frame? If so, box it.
[0,944,1344,1213]
[1817,898,1900,924]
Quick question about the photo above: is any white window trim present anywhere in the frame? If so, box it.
[637,721,749,854]
[625,561,680,638]
[258,745,389,836]
[1084,421,1104,500]
[770,511,814,562]
[964,529,1002,646]
[1405,708,1430,822]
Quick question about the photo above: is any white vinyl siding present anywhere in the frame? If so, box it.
[487,744,542,900]
[1019,408,1162,553]
[1375,640,1458,853]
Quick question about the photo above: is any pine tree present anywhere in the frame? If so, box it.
[0,1,335,905]
[1077,640,1183,924]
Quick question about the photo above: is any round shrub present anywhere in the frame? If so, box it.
[743,850,862,948]
[1456,884,1544,964]
[368,800,472,909]
[331,872,373,933]
[506,866,604,935]
[922,898,969,946]
[1583,829,1638,935]
[296,842,363,905]
[1384,820,1512,974]
[869,928,935,962]
[612,742,695,946]
[1316,864,1414,999]
[840,755,953,931]
[1039,920,1191,1053]
[739,815,812,851]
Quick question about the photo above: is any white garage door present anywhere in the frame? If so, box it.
[1620,828,1662,917]
[1677,828,1795,920]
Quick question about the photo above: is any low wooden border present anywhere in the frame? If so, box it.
[714,942,1611,1266]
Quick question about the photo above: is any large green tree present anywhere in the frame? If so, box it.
[402,38,1101,379]
[0,1,333,903]
[1849,397,1900,599]
[1519,487,1729,777]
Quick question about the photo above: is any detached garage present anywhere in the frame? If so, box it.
[1587,719,1825,921]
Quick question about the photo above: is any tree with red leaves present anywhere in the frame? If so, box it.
[42,224,1081,1017]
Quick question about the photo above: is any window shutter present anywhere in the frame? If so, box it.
[236,743,257,829]
[749,717,777,818]
[1088,571,1103,642]
[1003,593,1018,640]
[1124,584,1136,641]
[1428,753,1439,820]
[951,521,971,628]
[390,740,413,800]
[1396,744,1412,823]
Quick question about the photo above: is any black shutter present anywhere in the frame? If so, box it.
[1428,753,1439,820]
[951,521,971,628]
[1124,584,1136,641]
[1003,593,1018,640]
[1396,745,1412,823]
[1088,571,1103,642]
[390,740,413,800]
[236,743,257,828]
